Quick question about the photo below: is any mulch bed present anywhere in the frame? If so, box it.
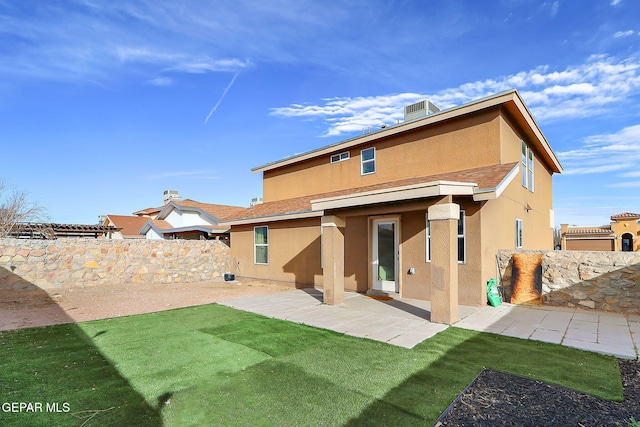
[434,359,640,427]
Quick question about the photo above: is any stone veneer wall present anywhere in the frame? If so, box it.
[497,249,640,314]
[0,238,231,290]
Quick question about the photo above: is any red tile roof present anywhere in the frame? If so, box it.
[565,227,613,235]
[225,162,517,222]
[105,215,150,238]
[132,206,163,216]
[611,212,640,220]
[172,199,245,220]
[149,219,173,230]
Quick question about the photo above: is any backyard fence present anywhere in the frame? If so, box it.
[0,238,231,291]
[497,249,640,314]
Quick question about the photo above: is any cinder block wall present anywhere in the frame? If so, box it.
[0,238,231,290]
[497,249,640,314]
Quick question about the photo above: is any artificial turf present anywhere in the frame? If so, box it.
[0,303,623,426]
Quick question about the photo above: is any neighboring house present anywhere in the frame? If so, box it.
[139,199,245,242]
[102,215,150,239]
[222,89,562,321]
[560,212,640,251]
[132,206,163,218]
[132,190,179,218]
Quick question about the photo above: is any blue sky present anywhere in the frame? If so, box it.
[1,0,639,227]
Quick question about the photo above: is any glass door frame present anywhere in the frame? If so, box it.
[371,216,399,293]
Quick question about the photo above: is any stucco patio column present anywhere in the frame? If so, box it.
[427,201,460,325]
[321,215,346,305]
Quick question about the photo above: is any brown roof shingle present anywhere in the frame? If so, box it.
[132,206,163,217]
[171,199,246,220]
[149,219,172,230]
[106,215,150,237]
[225,162,517,222]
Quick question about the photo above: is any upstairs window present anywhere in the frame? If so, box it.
[361,147,376,175]
[330,152,350,163]
[521,141,534,192]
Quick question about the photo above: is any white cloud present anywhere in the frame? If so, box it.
[169,58,252,74]
[610,0,622,6]
[608,181,640,188]
[613,30,635,38]
[558,124,640,175]
[272,56,640,136]
[145,76,172,86]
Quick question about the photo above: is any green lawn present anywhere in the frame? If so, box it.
[0,303,623,426]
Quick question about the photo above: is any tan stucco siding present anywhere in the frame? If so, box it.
[353,198,483,305]
[479,164,554,289]
[500,113,555,175]
[400,210,429,300]
[262,109,503,202]
[230,218,323,286]
[477,111,555,289]
[344,216,369,292]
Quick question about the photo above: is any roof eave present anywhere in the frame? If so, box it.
[222,210,324,226]
[310,181,476,212]
[472,163,520,201]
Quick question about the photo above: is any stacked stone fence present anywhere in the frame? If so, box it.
[0,238,231,291]
[497,249,640,314]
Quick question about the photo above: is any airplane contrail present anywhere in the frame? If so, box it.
[204,72,239,124]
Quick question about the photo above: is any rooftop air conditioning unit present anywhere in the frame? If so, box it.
[163,189,180,204]
[404,100,440,122]
[250,197,263,207]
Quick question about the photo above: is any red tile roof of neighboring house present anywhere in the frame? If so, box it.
[611,212,640,220]
[132,206,163,217]
[149,219,173,230]
[225,162,517,222]
[171,199,246,220]
[565,226,614,235]
[105,215,150,238]
[133,199,245,220]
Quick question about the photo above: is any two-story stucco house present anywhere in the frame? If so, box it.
[222,89,562,323]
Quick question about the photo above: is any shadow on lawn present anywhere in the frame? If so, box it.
[0,267,161,427]
[342,328,622,426]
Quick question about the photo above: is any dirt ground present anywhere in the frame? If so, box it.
[0,278,294,331]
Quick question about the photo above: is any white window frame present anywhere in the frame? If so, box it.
[527,147,534,192]
[521,141,534,192]
[330,151,350,163]
[361,147,376,175]
[457,211,466,264]
[521,141,527,188]
[426,210,466,264]
[515,219,523,248]
[254,226,268,265]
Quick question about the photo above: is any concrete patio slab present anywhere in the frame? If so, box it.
[221,288,639,359]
